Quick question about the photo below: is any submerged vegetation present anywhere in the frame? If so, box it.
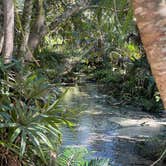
[0,0,165,165]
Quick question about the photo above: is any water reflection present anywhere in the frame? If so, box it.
[60,84,166,166]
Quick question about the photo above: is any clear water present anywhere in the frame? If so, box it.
[60,84,166,166]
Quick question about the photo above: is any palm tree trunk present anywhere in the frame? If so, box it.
[133,0,166,109]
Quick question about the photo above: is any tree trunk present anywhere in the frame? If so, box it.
[27,0,46,61]
[0,2,4,54]
[27,0,89,61]
[133,0,166,109]
[17,0,33,58]
[3,0,14,64]
[0,32,4,54]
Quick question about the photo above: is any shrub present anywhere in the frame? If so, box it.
[0,61,72,165]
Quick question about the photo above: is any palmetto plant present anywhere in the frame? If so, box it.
[56,147,110,166]
[0,65,71,165]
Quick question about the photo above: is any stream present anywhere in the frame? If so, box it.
[60,83,166,166]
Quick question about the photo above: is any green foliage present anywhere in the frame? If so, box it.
[56,147,110,166]
[94,68,122,84]
[0,61,73,165]
[93,56,163,111]
[86,159,110,166]
[56,147,88,166]
[35,50,65,81]
[1,0,164,165]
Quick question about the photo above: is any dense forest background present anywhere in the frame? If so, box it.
[0,0,165,165]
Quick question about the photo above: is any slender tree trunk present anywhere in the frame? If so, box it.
[133,0,166,109]
[0,2,4,54]
[18,0,33,58]
[27,0,46,61]
[27,0,89,61]
[0,32,4,54]
[3,0,14,63]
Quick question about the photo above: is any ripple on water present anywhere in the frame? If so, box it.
[61,84,166,166]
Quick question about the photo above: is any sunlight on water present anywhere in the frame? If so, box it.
[61,84,166,166]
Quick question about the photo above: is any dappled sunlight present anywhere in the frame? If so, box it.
[62,84,166,165]
[83,110,104,115]
[1,0,166,165]
[62,85,90,103]
[116,126,164,138]
[110,117,166,128]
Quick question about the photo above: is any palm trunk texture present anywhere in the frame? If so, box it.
[133,0,166,109]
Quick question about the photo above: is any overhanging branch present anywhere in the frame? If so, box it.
[48,3,129,34]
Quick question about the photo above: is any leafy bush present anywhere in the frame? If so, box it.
[55,147,110,166]
[93,56,163,111]
[0,61,73,165]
